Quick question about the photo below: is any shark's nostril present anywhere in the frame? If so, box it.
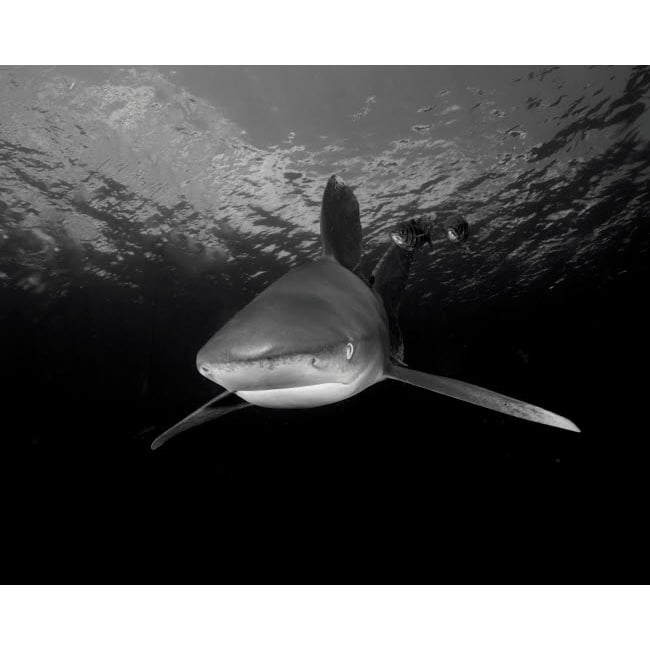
[199,364,210,375]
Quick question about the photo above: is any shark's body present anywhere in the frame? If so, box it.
[151,175,579,450]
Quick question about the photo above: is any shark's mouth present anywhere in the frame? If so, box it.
[197,350,352,393]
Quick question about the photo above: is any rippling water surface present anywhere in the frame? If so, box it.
[1,67,649,563]
[2,66,648,306]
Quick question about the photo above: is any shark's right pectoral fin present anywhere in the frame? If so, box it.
[150,391,252,450]
[385,364,580,432]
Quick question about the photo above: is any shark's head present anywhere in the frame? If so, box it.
[195,257,389,408]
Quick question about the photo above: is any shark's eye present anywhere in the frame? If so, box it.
[346,342,354,360]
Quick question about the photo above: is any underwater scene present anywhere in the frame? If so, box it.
[1,66,649,577]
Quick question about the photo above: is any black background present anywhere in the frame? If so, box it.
[2,249,648,584]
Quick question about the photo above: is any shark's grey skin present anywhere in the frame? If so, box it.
[319,174,362,272]
[151,175,579,450]
[196,256,389,409]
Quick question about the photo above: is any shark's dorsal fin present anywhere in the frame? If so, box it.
[320,175,362,272]
[385,364,580,432]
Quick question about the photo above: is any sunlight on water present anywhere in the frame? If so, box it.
[1,65,648,314]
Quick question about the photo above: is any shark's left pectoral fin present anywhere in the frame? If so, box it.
[385,364,580,432]
[150,392,252,450]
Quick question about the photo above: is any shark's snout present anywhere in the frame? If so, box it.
[195,348,244,391]
[196,356,213,379]
[195,338,256,387]
[198,334,274,367]
[195,318,335,392]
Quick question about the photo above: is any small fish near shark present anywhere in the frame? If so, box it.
[150,175,579,450]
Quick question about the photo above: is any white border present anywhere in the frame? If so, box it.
[1,585,649,650]
[3,0,649,63]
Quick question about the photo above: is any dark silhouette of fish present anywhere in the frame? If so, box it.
[444,215,469,243]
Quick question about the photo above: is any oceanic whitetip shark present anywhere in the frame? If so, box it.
[151,175,579,450]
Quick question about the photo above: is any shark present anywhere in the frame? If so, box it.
[151,175,579,450]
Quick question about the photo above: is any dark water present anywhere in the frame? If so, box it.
[1,66,649,581]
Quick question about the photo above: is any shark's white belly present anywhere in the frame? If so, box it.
[236,370,382,409]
